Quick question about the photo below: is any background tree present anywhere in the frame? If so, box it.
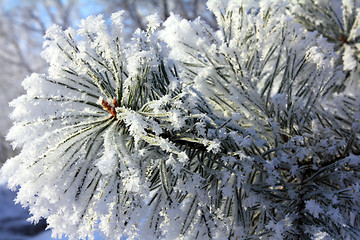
[99,0,216,31]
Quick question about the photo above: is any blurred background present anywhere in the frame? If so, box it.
[0,0,214,239]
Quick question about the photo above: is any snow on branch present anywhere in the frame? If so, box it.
[1,0,360,239]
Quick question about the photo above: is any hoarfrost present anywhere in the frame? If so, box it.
[2,0,360,239]
[305,199,324,218]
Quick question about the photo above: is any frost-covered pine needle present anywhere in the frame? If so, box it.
[1,0,360,239]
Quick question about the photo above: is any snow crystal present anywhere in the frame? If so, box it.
[78,14,106,37]
[313,231,329,240]
[168,109,185,130]
[328,207,344,224]
[195,120,206,137]
[265,219,287,239]
[96,128,118,175]
[177,151,189,163]
[146,13,162,31]
[110,10,125,37]
[206,139,221,153]
[343,45,357,71]
[206,0,229,14]
[243,195,260,209]
[239,135,253,148]
[221,184,234,197]
[305,199,324,218]
[272,93,287,107]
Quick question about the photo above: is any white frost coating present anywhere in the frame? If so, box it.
[206,0,229,13]
[2,0,360,239]
[265,219,289,240]
[305,199,324,218]
[96,127,118,175]
[110,10,125,38]
[290,0,360,76]
[118,108,148,145]
[343,44,357,70]
[1,10,187,239]
[342,0,355,16]
[146,13,162,31]
[313,231,329,240]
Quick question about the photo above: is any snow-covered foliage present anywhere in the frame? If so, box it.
[291,0,360,92]
[1,0,360,239]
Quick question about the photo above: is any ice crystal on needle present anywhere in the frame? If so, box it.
[1,0,360,239]
[2,12,182,240]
